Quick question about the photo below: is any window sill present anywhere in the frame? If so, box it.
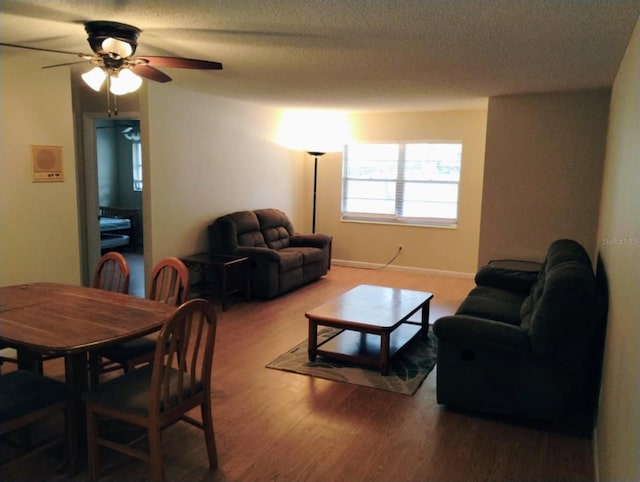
[340,217,458,229]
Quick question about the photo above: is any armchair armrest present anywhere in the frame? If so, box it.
[290,233,332,249]
[433,315,531,355]
[234,246,281,263]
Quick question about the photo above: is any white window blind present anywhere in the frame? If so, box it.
[342,141,462,226]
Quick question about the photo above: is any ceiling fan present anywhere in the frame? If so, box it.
[0,20,223,96]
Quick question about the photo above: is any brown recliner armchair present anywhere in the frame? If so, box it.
[208,208,332,299]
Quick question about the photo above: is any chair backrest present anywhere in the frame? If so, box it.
[148,257,190,306]
[149,298,217,416]
[92,252,130,294]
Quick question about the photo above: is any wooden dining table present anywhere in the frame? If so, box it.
[0,281,176,464]
[0,282,176,390]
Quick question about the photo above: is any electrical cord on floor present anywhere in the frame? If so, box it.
[370,246,402,270]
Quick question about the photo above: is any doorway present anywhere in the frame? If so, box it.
[82,113,145,297]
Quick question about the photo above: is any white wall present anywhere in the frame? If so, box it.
[0,54,303,287]
[595,17,640,482]
[0,52,80,285]
[140,83,302,269]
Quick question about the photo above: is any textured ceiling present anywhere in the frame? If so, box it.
[1,0,639,111]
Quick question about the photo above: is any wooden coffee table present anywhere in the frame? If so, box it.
[305,284,433,375]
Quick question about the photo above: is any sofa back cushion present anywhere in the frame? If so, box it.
[209,210,267,254]
[255,208,295,250]
[520,239,598,361]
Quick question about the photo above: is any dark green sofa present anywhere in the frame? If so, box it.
[433,239,605,420]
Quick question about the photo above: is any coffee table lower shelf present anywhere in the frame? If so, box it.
[313,323,422,373]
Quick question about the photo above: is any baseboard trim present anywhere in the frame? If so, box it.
[332,258,475,279]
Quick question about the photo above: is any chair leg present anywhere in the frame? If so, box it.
[65,405,79,476]
[201,400,218,469]
[86,406,100,482]
[88,353,101,387]
[148,425,165,482]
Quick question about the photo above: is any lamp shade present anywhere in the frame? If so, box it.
[109,69,143,95]
[81,67,107,91]
[101,37,133,58]
[277,109,352,153]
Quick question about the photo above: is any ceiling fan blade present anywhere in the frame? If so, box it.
[0,42,89,57]
[139,56,222,70]
[130,64,172,83]
[42,60,92,69]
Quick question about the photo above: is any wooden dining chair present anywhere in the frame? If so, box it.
[83,298,218,482]
[89,257,190,385]
[92,251,131,294]
[0,370,78,475]
[87,252,131,385]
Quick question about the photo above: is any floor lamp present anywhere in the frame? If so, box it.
[276,109,351,234]
[307,151,325,233]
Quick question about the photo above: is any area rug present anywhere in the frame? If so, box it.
[266,328,438,395]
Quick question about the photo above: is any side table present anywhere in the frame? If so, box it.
[179,253,251,311]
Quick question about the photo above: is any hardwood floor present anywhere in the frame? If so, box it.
[1,266,595,481]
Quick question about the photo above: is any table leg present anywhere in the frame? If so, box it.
[421,300,431,338]
[380,331,390,375]
[308,320,318,362]
[65,352,89,450]
[65,352,89,391]
[16,348,44,374]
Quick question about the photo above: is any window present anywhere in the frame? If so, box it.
[132,142,142,191]
[342,141,462,226]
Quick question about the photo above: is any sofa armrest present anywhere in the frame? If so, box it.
[474,264,539,294]
[234,246,281,263]
[290,233,332,249]
[433,315,530,355]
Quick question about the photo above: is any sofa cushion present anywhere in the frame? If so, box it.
[475,265,539,294]
[278,250,303,272]
[456,285,528,325]
[227,211,267,248]
[211,210,268,252]
[544,238,592,267]
[262,226,291,250]
[525,260,597,358]
[237,230,267,248]
[255,208,295,250]
[282,246,324,265]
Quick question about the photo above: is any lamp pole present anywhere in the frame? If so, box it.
[307,151,325,233]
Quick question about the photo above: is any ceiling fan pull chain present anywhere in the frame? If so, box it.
[105,76,120,117]
[106,76,112,117]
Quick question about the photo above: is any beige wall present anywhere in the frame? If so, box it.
[479,90,610,266]
[141,83,302,270]
[595,17,640,482]
[0,52,80,285]
[0,54,302,287]
[322,109,487,275]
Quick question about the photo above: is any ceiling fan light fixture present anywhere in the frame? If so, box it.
[109,68,143,95]
[81,66,107,91]
[101,37,133,58]
[85,21,140,56]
